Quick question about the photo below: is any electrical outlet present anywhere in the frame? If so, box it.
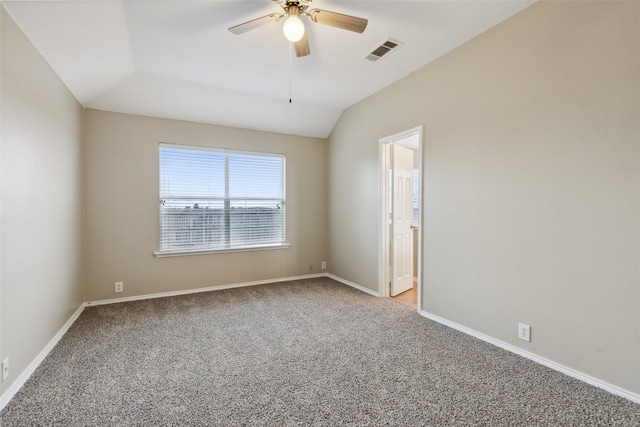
[308,264,313,272]
[518,323,531,342]
[321,261,326,270]
[2,358,8,381]
[115,282,124,293]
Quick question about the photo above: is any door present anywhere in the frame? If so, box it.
[390,144,414,296]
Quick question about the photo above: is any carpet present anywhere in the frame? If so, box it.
[1,277,639,426]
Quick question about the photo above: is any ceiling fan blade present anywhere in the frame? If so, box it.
[228,13,283,35]
[306,9,368,33]
[294,32,310,57]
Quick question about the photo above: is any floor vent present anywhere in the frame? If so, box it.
[365,39,402,62]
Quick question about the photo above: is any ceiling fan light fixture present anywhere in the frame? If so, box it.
[229,1,367,58]
[283,8,305,42]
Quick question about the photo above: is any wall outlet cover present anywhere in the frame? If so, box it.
[518,323,531,342]
[2,358,8,381]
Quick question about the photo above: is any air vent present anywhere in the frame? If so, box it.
[365,38,402,62]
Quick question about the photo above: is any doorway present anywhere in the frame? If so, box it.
[379,126,423,310]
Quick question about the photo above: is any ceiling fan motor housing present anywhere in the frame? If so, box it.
[274,0,312,16]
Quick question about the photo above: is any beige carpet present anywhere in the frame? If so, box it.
[1,277,639,426]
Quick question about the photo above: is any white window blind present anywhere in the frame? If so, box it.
[158,144,286,255]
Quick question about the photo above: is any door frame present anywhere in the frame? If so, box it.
[379,126,423,311]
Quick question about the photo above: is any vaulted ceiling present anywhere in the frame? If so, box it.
[2,0,535,138]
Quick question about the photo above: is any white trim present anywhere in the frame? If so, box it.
[327,274,379,297]
[0,273,327,409]
[378,141,389,297]
[0,304,87,411]
[154,243,290,258]
[2,278,637,411]
[378,125,424,311]
[87,273,326,306]
[160,142,285,159]
[379,126,423,146]
[419,310,640,405]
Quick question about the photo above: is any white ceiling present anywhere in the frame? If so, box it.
[2,0,535,138]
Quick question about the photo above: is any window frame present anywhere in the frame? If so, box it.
[154,143,289,258]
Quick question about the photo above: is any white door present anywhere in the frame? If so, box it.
[390,144,414,296]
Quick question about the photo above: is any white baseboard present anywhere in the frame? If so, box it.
[327,273,380,297]
[419,310,640,405]
[0,273,327,410]
[0,303,87,411]
[86,273,327,306]
[5,278,635,413]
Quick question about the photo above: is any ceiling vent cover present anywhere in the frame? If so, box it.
[365,38,402,62]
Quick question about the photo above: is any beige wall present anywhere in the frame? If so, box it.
[1,7,83,395]
[328,1,640,395]
[2,0,638,404]
[83,110,328,302]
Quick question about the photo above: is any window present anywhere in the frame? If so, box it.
[157,144,286,256]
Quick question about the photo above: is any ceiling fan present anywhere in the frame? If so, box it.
[228,0,368,58]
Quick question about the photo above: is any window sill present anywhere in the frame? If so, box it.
[154,243,290,258]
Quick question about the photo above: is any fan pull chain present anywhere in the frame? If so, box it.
[289,42,293,103]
